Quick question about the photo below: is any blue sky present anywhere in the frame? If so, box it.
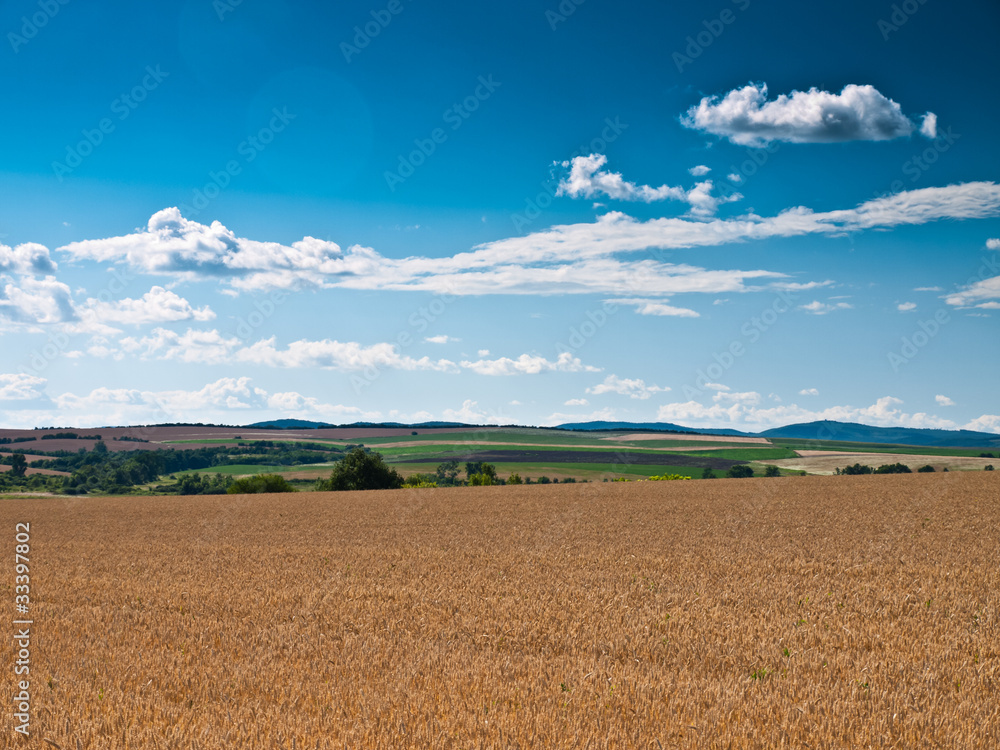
[1,0,998,432]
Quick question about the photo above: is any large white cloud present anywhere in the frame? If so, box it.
[53,182,1000,298]
[0,275,77,326]
[682,83,929,146]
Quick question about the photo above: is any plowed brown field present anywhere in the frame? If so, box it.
[2,473,998,748]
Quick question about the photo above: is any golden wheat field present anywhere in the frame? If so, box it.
[2,473,999,749]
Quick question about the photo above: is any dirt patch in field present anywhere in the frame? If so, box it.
[0,464,70,477]
[772,451,997,475]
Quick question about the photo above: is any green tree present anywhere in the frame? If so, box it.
[507,473,523,485]
[10,453,27,478]
[727,465,754,479]
[917,464,936,473]
[317,448,403,492]
[764,465,780,477]
[468,463,498,486]
[228,474,297,494]
[985,465,994,471]
[435,460,460,486]
[701,466,715,479]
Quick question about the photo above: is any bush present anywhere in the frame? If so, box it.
[648,474,691,481]
[468,463,498,487]
[317,448,403,492]
[764,465,780,477]
[986,465,995,472]
[227,474,296,494]
[839,464,874,475]
[727,465,754,479]
[701,466,715,479]
[917,465,935,473]
[875,463,912,474]
[507,473,523,485]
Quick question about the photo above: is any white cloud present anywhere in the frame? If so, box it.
[727,173,743,183]
[0,373,46,401]
[607,297,700,317]
[540,407,618,426]
[586,374,670,400]
[987,238,1000,250]
[425,334,459,344]
[703,382,729,391]
[83,286,215,325]
[935,395,955,406]
[914,286,942,292]
[119,328,241,365]
[920,112,938,139]
[564,398,589,406]
[441,399,506,424]
[460,352,600,376]
[52,182,1000,300]
[801,300,853,314]
[964,414,1000,434]
[0,275,77,327]
[557,154,688,203]
[945,275,1000,308]
[798,388,819,396]
[237,337,458,373]
[897,302,917,312]
[713,390,761,406]
[39,377,384,427]
[477,349,490,357]
[556,155,740,217]
[689,165,711,176]
[682,83,929,146]
[658,395,959,431]
[0,243,57,276]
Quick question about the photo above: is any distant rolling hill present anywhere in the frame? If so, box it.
[758,420,1000,448]
[557,419,1000,448]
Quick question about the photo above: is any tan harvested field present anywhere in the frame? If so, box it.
[772,451,997,475]
[2,474,998,748]
[603,432,771,444]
